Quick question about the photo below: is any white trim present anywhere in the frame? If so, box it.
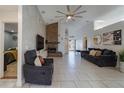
[0,21,4,78]
[16,5,23,87]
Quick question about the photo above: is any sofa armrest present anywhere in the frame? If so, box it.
[81,51,89,57]
[100,55,117,59]
[99,55,117,63]
[81,51,89,54]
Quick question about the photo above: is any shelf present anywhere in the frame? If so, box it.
[46,42,60,44]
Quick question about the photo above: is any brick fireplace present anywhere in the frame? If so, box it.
[46,22,58,51]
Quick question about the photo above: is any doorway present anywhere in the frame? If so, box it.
[0,22,4,78]
[0,22,18,79]
[0,5,22,86]
[68,39,76,51]
[3,23,18,79]
[83,36,88,50]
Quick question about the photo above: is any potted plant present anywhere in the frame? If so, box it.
[119,50,124,72]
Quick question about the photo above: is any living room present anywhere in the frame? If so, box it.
[0,5,124,89]
[22,5,124,88]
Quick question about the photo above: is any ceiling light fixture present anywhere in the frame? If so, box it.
[66,15,72,22]
[67,16,72,20]
[56,5,86,22]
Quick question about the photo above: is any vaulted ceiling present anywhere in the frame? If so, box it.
[38,5,120,25]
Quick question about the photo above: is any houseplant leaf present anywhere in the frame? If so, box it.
[120,50,124,62]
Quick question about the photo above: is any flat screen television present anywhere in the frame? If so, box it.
[36,34,44,51]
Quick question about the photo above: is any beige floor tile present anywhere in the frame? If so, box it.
[89,80,108,88]
[74,80,92,88]
[102,80,122,88]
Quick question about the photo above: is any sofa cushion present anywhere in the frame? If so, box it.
[103,50,115,55]
[86,55,99,63]
[89,50,97,56]
[24,50,37,65]
[95,50,102,56]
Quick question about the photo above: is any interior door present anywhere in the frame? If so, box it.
[0,22,4,78]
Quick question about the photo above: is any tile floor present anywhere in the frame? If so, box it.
[1,51,124,88]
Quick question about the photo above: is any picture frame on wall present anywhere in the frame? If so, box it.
[103,32,114,45]
[113,30,122,45]
[102,29,122,45]
[93,35,102,45]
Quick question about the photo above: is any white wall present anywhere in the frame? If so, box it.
[0,22,4,78]
[4,23,18,50]
[94,6,124,30]
[58,22,66,54]
[19,5,46,85]
[94,21,124,52]
[4,32,17,50]
[72,22,94,49]
[22,6,46,52]
[0,12,18,22]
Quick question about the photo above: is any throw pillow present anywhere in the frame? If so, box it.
[103,50,114,55]
[89,50,97,56]
[95,50,102,56]
[34,56,42,67]
[38,56,45,64]
[92,50,97,56]
[89,50,94,55]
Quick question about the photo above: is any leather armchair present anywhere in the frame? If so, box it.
[23,50,54,85]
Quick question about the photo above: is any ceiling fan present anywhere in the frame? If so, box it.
[56,5,86,22]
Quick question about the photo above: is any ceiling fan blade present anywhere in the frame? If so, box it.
[74,16,83,18]
[59,18,65,22]
[56,11,66,15]
[67,5,70,12]
[55,16,65,18]
[73,5,82,13]
[74,10,87,15]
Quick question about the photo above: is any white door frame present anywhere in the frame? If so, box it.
[0,6,23,87]
[0,21,4,78]
[16,5,23,87]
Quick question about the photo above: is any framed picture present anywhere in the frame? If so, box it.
[93,35,102,45]
[103,32,114,45]
[102,30,121,45]
[113,30,122,45]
